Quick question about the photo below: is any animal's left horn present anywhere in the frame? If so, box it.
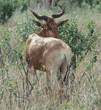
[51,4,64,18]
[30,8,49,22]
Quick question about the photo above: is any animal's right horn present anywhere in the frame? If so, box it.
[30,8,49,22]
[51,4,65,18]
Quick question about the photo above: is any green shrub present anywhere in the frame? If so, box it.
[59,19,98,70]
[17,19,39,42]
[0,1,15,24]
[20,0,30,12]
[95,1,101,13]
[0,0,30,24]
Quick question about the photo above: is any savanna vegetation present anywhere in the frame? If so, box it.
[0,0,101,109]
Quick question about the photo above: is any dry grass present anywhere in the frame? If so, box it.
[0,6,101,110]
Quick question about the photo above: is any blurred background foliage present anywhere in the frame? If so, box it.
[0,0,101,24]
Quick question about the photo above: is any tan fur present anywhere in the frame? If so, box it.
[25,33,73,104]
[25,33,72,78]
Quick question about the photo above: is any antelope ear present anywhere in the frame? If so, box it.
[57,19,68,27]
[32,20,44,28]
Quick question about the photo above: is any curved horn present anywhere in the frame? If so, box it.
[52,5,64,18]
[30,8,49,22]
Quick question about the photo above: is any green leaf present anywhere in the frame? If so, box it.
[42,65,45,69]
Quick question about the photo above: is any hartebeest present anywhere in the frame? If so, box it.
[25,33,72,85]
[25,5,73,103]
[30,5,68,39]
